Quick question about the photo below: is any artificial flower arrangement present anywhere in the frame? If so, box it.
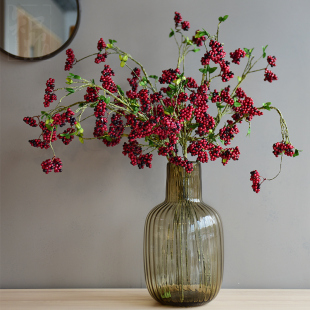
[24,12,300,193]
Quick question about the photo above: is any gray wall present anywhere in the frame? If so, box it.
[0,0,309,289]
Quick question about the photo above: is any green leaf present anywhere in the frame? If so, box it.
[66,88,75,93]
[234,102,242,107]
[149,75,158,80]
[164,106,174,115]
[237,76,242,82]
[90,102,98,108]
[168,84,177,91]
[99,95,105,101]
[208,66,218,74]
[145,137,155,147]
[73,75,81,80]
[45,124,53,131]
[103,96,111,104]
[130,105,139,114]
[169,29,175,38]
[263,52,266,58]
[69,73,75,76]
[120,61,126,67]
[79,136,84,144]
[216,102,225,109]
[293,149,302,157]
[109,39,117,44]
[105,136,112,141]
[208,133,216,142]
[199,68,208,74]
[222,158,227,163]
[191,48,200,52]
[262,102,272,110]
[262,44,268,52]
[218,15,229,22]
[139,81,147,87]
[91,79,95,84]
[116,85,124,96]
[75,122,81,129]
[166,91,173,98]
[66,78,73,84]
[247,124,251,136]
[219,139,225,145]
[195,30,209,38]
[188,123,199,129]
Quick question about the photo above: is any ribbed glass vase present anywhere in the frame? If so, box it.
[143,162,224,307]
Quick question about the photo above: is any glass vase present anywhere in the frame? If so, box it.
[143,162,224,307]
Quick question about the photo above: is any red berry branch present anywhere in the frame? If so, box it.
[24,12,300,192]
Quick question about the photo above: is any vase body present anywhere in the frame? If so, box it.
[143,163,224,307]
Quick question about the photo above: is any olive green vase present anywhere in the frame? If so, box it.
[144,162,224,307]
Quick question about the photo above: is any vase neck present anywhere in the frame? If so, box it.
[165,162,202,202]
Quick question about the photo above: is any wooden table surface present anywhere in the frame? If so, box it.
[0,289,309,309]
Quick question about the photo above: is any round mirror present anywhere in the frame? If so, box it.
[0,0,80,61]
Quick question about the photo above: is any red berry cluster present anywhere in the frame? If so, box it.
[232,93,263,122]
[179,105,194,122]
[264,69,278,83]
[95,38,107,64]
[201,41,234,82]
[138,89,152,113]
[23,117,38,127]
[29,139,49,149]
[250,170,261,193]
[192,30,206,47]
[84,87,100,102]
[188,139,210,163]
[159,68,181,84]
[272,141,294,157]
[93,117,108,138]
[64,49,75,71]
[267,55,276,67]
[40,121,57,143]
[127,67,141,92]
[108,114,124,142]
[220,146,240,166]
[174,12,182,26]
[123,141,153,169]
[201,40,226,65]
[169,156,193,173]
[95,53,107,64]
[230,48,246,65]
[43,78,57,108]
[181,21,190,31]
[187,77,198,88]
[97,38,106,51]
[219,120,239,145]
[94,100,106,118]
[41,157,62,174]
[58,128,75,145]
[100,65,117,93]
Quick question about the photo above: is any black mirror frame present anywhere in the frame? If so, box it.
[0,0,80,61]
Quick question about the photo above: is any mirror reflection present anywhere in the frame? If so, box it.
[0,0,79,59]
